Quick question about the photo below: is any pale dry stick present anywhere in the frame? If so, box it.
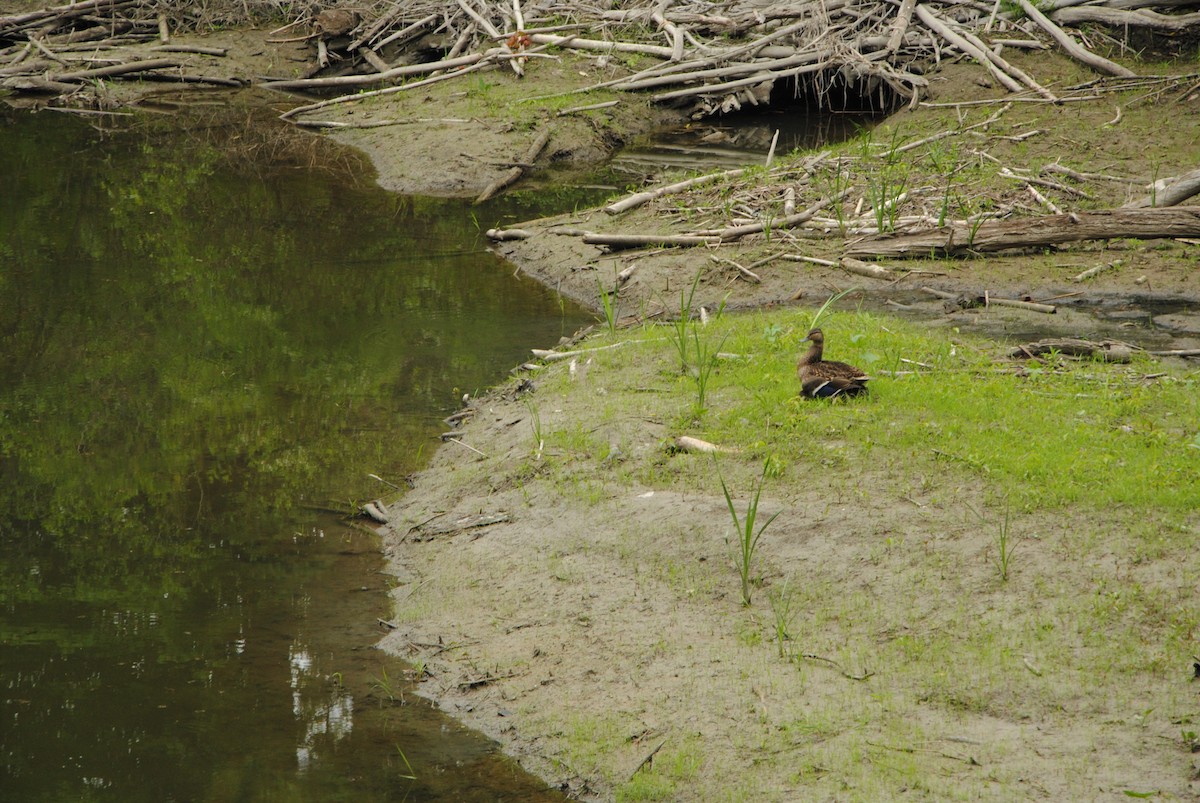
[998,167,1094,199]
[840,257,893,279]
[583,233,723,250]
[604,167,747,215]
[652,61,832,103]
[894,102,1011,154]
[1027,184,1062,214]
[371,13,438,51]
[674,436,738,454]
[617,49,829,90]
[886,0,918,53]
[954,24,1057,100]
[1015,0,1136,77]
[264,52,486,91]
[1072,261,1120,282]
[357,46,390,73]
[458,0,522,76]
[50,57,179,81]
[765,129,780,167]
[710,255,762,283]
[988,297,1057,314]
[784,187,796,217]
[530,341,629,362]
[517,19,819,103]
[651,11,684,61]
[528,32,675,59]
[293,117,471,129]
[346,3,413,51]
[445,437,487,457]
[920,95,1101,108]
[701,188,854,242]
[556,99,619,116]
[915,5,1024,93]
[279,59,494,119]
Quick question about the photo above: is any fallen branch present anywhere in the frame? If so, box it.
[583,232,723,250]
[987,297,1057,314]
[1010,338,1138,362]
[846,207,1200,257]
[1014,0,1136,77]
[673,436,738,454]
[1125,166,1200,208]
[840,257,893,279]
[605,168,747,215]
[261,52,486,91]
[415,512,511,538]
[475,127,553,204]
[531,341,629,362]
[1072,261,1121,282]
[485,228,534,240]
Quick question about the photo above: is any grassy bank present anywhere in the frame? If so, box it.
[385,302,1200,800]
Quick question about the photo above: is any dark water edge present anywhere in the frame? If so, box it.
[0,100,587,802]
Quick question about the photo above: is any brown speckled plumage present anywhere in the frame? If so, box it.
[797,328,870,399]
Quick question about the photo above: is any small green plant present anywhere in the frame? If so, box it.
[689,326,728,418]
[768,578,797,658]
[395,745,417,781]
[665,270,704,373]
[525,399,544,459]
[370,667,401,702]
[968,500,1017,581]
[597,275,619,334]
[718,456,782,606]
[807,288,856,331]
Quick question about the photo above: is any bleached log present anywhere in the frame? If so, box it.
[840,257,893,279]
[988,297,1057,314]
[485,228,534,240]
[1051,6,1200,32]
[846,207,1200,257]
[528,33,676,59]
[1015,0,1136,77]
[583,233,722,250]
[914,5,1024,93]
[1125,167,1200,209]
[531,341,628,361]
[673,436,738,454]
[49,57,180,81]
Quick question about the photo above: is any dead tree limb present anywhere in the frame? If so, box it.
[474,127,553,204]
[1125,167,1200,208]
[846,207,1200,257]
[1015,0,1136,77]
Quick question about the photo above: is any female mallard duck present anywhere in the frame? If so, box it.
[797,328,870,399]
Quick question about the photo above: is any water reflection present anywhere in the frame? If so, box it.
[0,102,581,801]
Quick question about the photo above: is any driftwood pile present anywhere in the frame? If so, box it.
[3,0,1199,115]
[0,0,248,98]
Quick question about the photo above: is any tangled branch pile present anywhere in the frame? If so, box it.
[3,0,1199,113]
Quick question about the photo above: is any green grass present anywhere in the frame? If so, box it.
[528,309,1199,512]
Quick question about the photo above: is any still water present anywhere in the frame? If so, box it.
[0,103,590,801]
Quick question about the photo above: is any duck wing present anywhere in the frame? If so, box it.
[801,375,869,398]
[819,360,870,382]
